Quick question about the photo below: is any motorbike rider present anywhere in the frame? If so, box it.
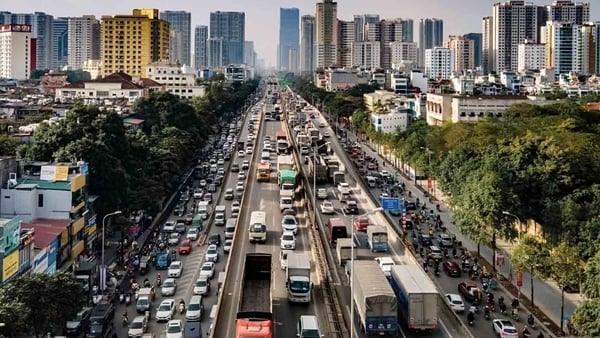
[522,325,531,337]
[483,305,490,318]
[122,309,128,322]
[467,310,475,324]
[179,299,186,312]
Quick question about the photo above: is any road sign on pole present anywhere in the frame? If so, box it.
[380,197,400,211]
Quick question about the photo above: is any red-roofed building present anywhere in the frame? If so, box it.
[23,218,67,275]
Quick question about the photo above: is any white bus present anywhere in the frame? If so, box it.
[248,211,267,243]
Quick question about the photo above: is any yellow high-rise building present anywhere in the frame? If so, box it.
[101,9,169,77]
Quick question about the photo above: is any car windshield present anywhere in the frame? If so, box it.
[282,235,294,240]
[159,304,171,311]
[196,280,207,286]
[452,300,462,305]
[188,303,200,311]
[208,248,217,254]
[283,218,296,224]
[202,265,211,271]
[163,281,174,287]
[167,325,181,333]
[130,321,143,329]
[504,328,518,333]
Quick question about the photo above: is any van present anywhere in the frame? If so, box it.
[225,218,237,239]
[261,151,271,162]
[297,315,323,338]
[280,196,294,211]
[214,205,226,226]
[185,295,204,322]
[366,176,377,188]
[197,201,209,220]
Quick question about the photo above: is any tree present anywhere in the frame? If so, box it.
[0,135,19,156]
[511,235,551,307]
[582,250,600,299]
[572,298,600,336]
[0,273,85,337]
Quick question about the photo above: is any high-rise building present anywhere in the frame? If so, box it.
[463,33,482,69]
[315,0,338,68]
[425,47,454,79]
[208,11,245,67]
[101,9,170,77]
[482,16,494,74]
[578,23,596,75]
[418,18,444,68]
[517,41,546,72]
[365,21,381,42]
[492,1,539,73]
[592,23,600,75]
[0,24,33,79]
[352,41,380,68]
[389,42,418,68]
[545,0,590,25]
[546,21,581,76]
[300,15,315,73]
[194,25,208,69]
[244,41,256,67]
[0,11,53,70]
[353,14,379,42]
[160,11,191,66]
[51,18,68,70]
[380,19,404,69]
[400,19,414,42]
[279,8,300,71]
[337,20,354,67]
[446,35,474,74]
[67,16,101,70]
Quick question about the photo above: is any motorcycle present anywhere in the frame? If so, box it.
[436,204,441,212]
[527,314,536,328]
[467,311,475,326]
[125,293,131,306]
[511,308,519,322]
[119,292,125,304]
[434,267,440,277]
[484,307,491,320]
[179,301,186,314]
[522,327,532,338]
[122,315,128,327]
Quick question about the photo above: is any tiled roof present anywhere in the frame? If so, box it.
[22,218,70,248]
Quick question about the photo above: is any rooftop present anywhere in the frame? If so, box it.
[22,218,70,248]
[15,178,71,191]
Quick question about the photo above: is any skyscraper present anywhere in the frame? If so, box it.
[463,33,482,69]
[380,19,404,69]
[418,18,444,68]
[0,24,33,79]
[300,15,315,73]
[101,9,170,77]
[482,16,494,74]
[400,19,414,42]
[545,0,590,24]
[445,35,474,74]
[51,17,68,70]
[0,11,54,70]
[315,0,338,68]
[545,21,581,76]
[279,8,300,71]
[244,41,256,67]
[353,14,379,42]
[208,11,245,67]
[194,25,208,69]
[67,15,101,70]
[160,11,191,66]
[337,20,354,67]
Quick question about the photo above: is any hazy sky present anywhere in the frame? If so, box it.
[1,0,598,67]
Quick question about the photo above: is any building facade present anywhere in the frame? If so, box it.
[389,41,418,69]
[546,21,581,76]
[315,0,338,68]
[446,35,474,74]
[463,33,482,69]
[244,41,256,67]
[517,41,546,72]
[579,23,597,75]
[418,18,444,68]
[337,20,354,68]
[146,61,205,98]
[0,11,53,71]
[101,9,170,77]
[425,47,454,79]
[208,11,245,67]
[51,18,68,70]
[372,109,410,133]
[353,14,379,42]
[160,11,191,66]
[67,16,101,71]
[194,25,208,69]
[482,16,494,74]
[300,15,315,73]
[352,41,381,69]
[279,8,300,71]
[0,24,32,79]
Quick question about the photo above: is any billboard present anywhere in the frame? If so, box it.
[2,250,19,281]
[32,238,58,275]
[40,165,69,181]
[46,238,58,274]
[1,217,21,255]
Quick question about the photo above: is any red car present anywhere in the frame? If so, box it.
[354,217,370,231]
[178,239,192,254]
[443,260,461,277]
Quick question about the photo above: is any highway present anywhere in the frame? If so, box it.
[213,88,330,337]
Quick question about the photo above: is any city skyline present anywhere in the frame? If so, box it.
[1,0,598,68]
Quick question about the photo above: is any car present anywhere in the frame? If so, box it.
[128,315,148,337]
[161,279,177,296]
[246,147,253,155]
[186,228,199,241]
[174,222,186,234]
[443,260,462,277]
[205,244,219,262]
[282,208,297,217]
[337,182,351,194]
[231,163,240,172]
[163,220,176,233]
[492,319,519,338]
[199,180,207,188]
[281,215,299,234]
[318,122,325,128]
[343,200,359,214]
[203,192,213,203]
[231,200,241,214]
[183,213,194,225]
[224,188,234,200]
[167,232,180,246]
[280,231,296,250]
[237,172,246,180]
[65,307,92,336]
[317,188,328,199]
[458,281,483,304]
[165,319,183,338]
[320,201,335,214]
[236,181,245,191]
[177,240,192,255]
[445,294,465,313]
[418,233,433,246]
[200,262,215,279]
[155,299,175,322]
[237,150,245,157]
[438,233,454,248]
[241,160,250,170]
[374,257,395,277]
[427,246,443,260]
[208,183,217,193]
[323,131,330,138]
[193,276,211,295]
[217,158,224,165]
[208,233,221,246]
[354,217,370,231]
[193,188,203,199]
[223,239,233,253]
[300,146,309,155]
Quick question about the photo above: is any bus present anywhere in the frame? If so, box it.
[256,163,271,182]
[249,211,267,243]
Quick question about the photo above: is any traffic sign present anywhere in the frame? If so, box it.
[380,197,400,211]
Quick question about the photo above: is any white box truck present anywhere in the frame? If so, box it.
[389,265,438,332]
[286,252,311,303]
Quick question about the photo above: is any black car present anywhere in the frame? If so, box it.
[65,307,92,336]
[419,233,433,246]
[208,233,221,247]
[173,203,186,216]
[343,200,359,214]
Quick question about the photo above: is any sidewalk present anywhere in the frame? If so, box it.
[346,129,579,335]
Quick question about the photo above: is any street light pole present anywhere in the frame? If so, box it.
[101,210,122,295]
[502,211,522,238]
[350,207,383,338]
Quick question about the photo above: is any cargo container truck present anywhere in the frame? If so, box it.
[235,253,273,338]
[389,265,438,332]
[286,252,312,303]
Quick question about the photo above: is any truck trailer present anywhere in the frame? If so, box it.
[352,260,398,336]
[389,265,438,332]
[286,252,312,303]
[235,253,273,338]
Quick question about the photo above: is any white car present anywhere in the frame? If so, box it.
[246,147,253,155]
[337,182,351,195]
[320,201,335,214]
[168,261,183,278]
[193,189,203,199]
[200,261,215,279]
[163,220,176,233]
[186,228,199,241]
[281,215,299,234]
[280,231,296,250]
[241,160,250,170]
[236,182,245,192]
[199,180,207,188]
[161,278,177,296]
[237,150,245,157]
[217,158,224,165]
[224,188,234,200]
[167,232,180,245]
[492,319,519,338]
[374,257,395,277]
[317,188,328,199]
[165,319,183,338]
[323,131,330,138]
[155,299,175,322]
[128,316,148,337]
[445,293,465,313]
[300,146,309,155]
[193,275,211,295]
[223,239,233,254]
[231,201,241,214]
[237,172,246,180]
[205,244,219,263]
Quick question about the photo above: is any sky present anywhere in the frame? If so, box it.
[1,0,599,67]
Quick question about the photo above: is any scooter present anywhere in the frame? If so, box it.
[119,292,125,304]
[179,302,186,314]
[434,267,440,277]
[467,312,475,326]
[484,307,491,320]
[125,293,131,306]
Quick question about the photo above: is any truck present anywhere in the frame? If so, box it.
[256,163,271,182]
[389,265,438,332]
[296,133,309,147]
[277,139,289,155]
[352,261,398,336]
[73,261,97,295]
[367,225,389,252]
[87,303,115,338]
[326,218,348,244]
[308,156,328,183]
[135,287,155,313]
[277,155,295,172]
[332,171,345,186]
[286,252,312,303]
[235,253,273,338]
[278,169,296,187]
[335,238,356,266]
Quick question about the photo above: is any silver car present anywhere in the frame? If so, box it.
[161,278,177,296]
[128,316,148,338]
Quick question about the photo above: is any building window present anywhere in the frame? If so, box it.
[38,194,43,207]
